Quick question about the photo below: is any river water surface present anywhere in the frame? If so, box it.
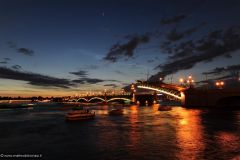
[0,103,239,160]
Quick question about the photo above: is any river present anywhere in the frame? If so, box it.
[0,103,239,160]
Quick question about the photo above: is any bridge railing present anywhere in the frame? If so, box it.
[137,84,182,100]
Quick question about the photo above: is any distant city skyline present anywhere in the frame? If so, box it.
[0,0,240,96]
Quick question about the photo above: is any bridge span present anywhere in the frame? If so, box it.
[71,97,132,103]
[70,93,157,105]
[137,82,240,107]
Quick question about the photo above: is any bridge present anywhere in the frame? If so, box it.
[136,81,240,107]
[70,80,240,107]
[71,96,132,103]
[69,93,157,105]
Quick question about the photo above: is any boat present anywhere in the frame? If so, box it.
[158,106,172,111]
[109,109,123,115]
[65,107,95,121]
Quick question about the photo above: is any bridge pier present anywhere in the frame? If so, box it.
[135,95,154,106]
[180,92,185,106]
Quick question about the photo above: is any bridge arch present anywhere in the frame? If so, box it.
[88,97,105,102]
[77,98,89,102]
[107,98,131,102]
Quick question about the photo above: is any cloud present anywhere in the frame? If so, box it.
[202,67,225,75]
[72,78,104,84]
[69,70,88,77]
[12,65,22,70]
[103,84,118,88]
[7,41,34,56]
[0,67,73,88]
[104,20,201,63]
[160,14,187,25]
[149,26,240,81]
[227,64,240,71]
[161,24,205,54]
[72,77,121,85]
[107,79,122,82]
[4,58,11,61]
[147,59,154,63]
[104,33,151,62]
[0,61,7,64]
[165,26,201,42]
[69,68,121,85]
[104,12,240,82]
[166,28,184,41]
[84,64,99,70]
[0,58,11,64]
[104,22,204,65]
[167,40,195,59]
[17,48,34,56]
[202,64,240,76]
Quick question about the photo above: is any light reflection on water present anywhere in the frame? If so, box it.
[0,103,239,160]
[175,108,205,160]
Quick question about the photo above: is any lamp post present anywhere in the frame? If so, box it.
[215,81,224,89]
[179,78,184,86]
[187,75,194,88]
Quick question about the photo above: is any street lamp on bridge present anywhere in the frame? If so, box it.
[187,75,194,88]
[179,78,184,86]
[215,81,224,89]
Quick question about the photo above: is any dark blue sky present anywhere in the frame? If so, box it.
[0,0,240,96]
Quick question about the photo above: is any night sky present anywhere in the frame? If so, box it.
[0,0,240,96]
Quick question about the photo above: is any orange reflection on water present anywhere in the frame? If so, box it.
[175,108,205,160]
[152,104,160,114]
[96,110,109,115]
[94,105,109,115]
[179,119,188,125]
[128,105,141,151]
[216,132,240,153]
[129,105,138,114]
